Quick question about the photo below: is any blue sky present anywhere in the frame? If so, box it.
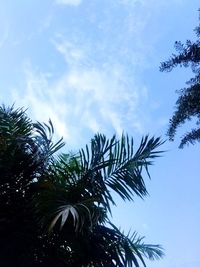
[0,1,200,267]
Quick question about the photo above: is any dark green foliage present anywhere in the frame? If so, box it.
[160,14,200,148]
[0,105,164,267]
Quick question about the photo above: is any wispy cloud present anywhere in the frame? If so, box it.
[12,67,71,141]
[52,38,86,65]
[12,38,148,148]
[55,0,82,7]
[0,28,8,48]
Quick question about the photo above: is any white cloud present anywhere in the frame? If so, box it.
[0,28,8,48]
[55,0,82,6]
[12,42,148,148]
[52,38,86,65]
[12,67,70,142]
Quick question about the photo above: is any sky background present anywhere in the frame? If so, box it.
[0,1,200,267]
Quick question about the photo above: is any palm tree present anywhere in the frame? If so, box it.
[0,105,164,267]
[0,105,64,267]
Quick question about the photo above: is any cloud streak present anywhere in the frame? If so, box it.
[13,49,147,148]
[55,0,82,7]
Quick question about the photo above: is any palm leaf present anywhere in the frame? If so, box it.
[83,223,164,267]
[78,134,164,209]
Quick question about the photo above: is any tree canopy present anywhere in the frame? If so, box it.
[160,12,200,148]
[0,105,164,267]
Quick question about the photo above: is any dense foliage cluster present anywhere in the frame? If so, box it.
[160,15,200,148]
[0,105,164,267]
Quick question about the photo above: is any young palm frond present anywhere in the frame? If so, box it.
[34,175,107,234]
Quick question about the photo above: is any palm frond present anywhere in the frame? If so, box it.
[109,223,164,266]
[85,223,164,267]
[0,105,32,138]
[49,204,80,232]
[78,134,164,208]
[33,176,107,234]
[33,120,65,159]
